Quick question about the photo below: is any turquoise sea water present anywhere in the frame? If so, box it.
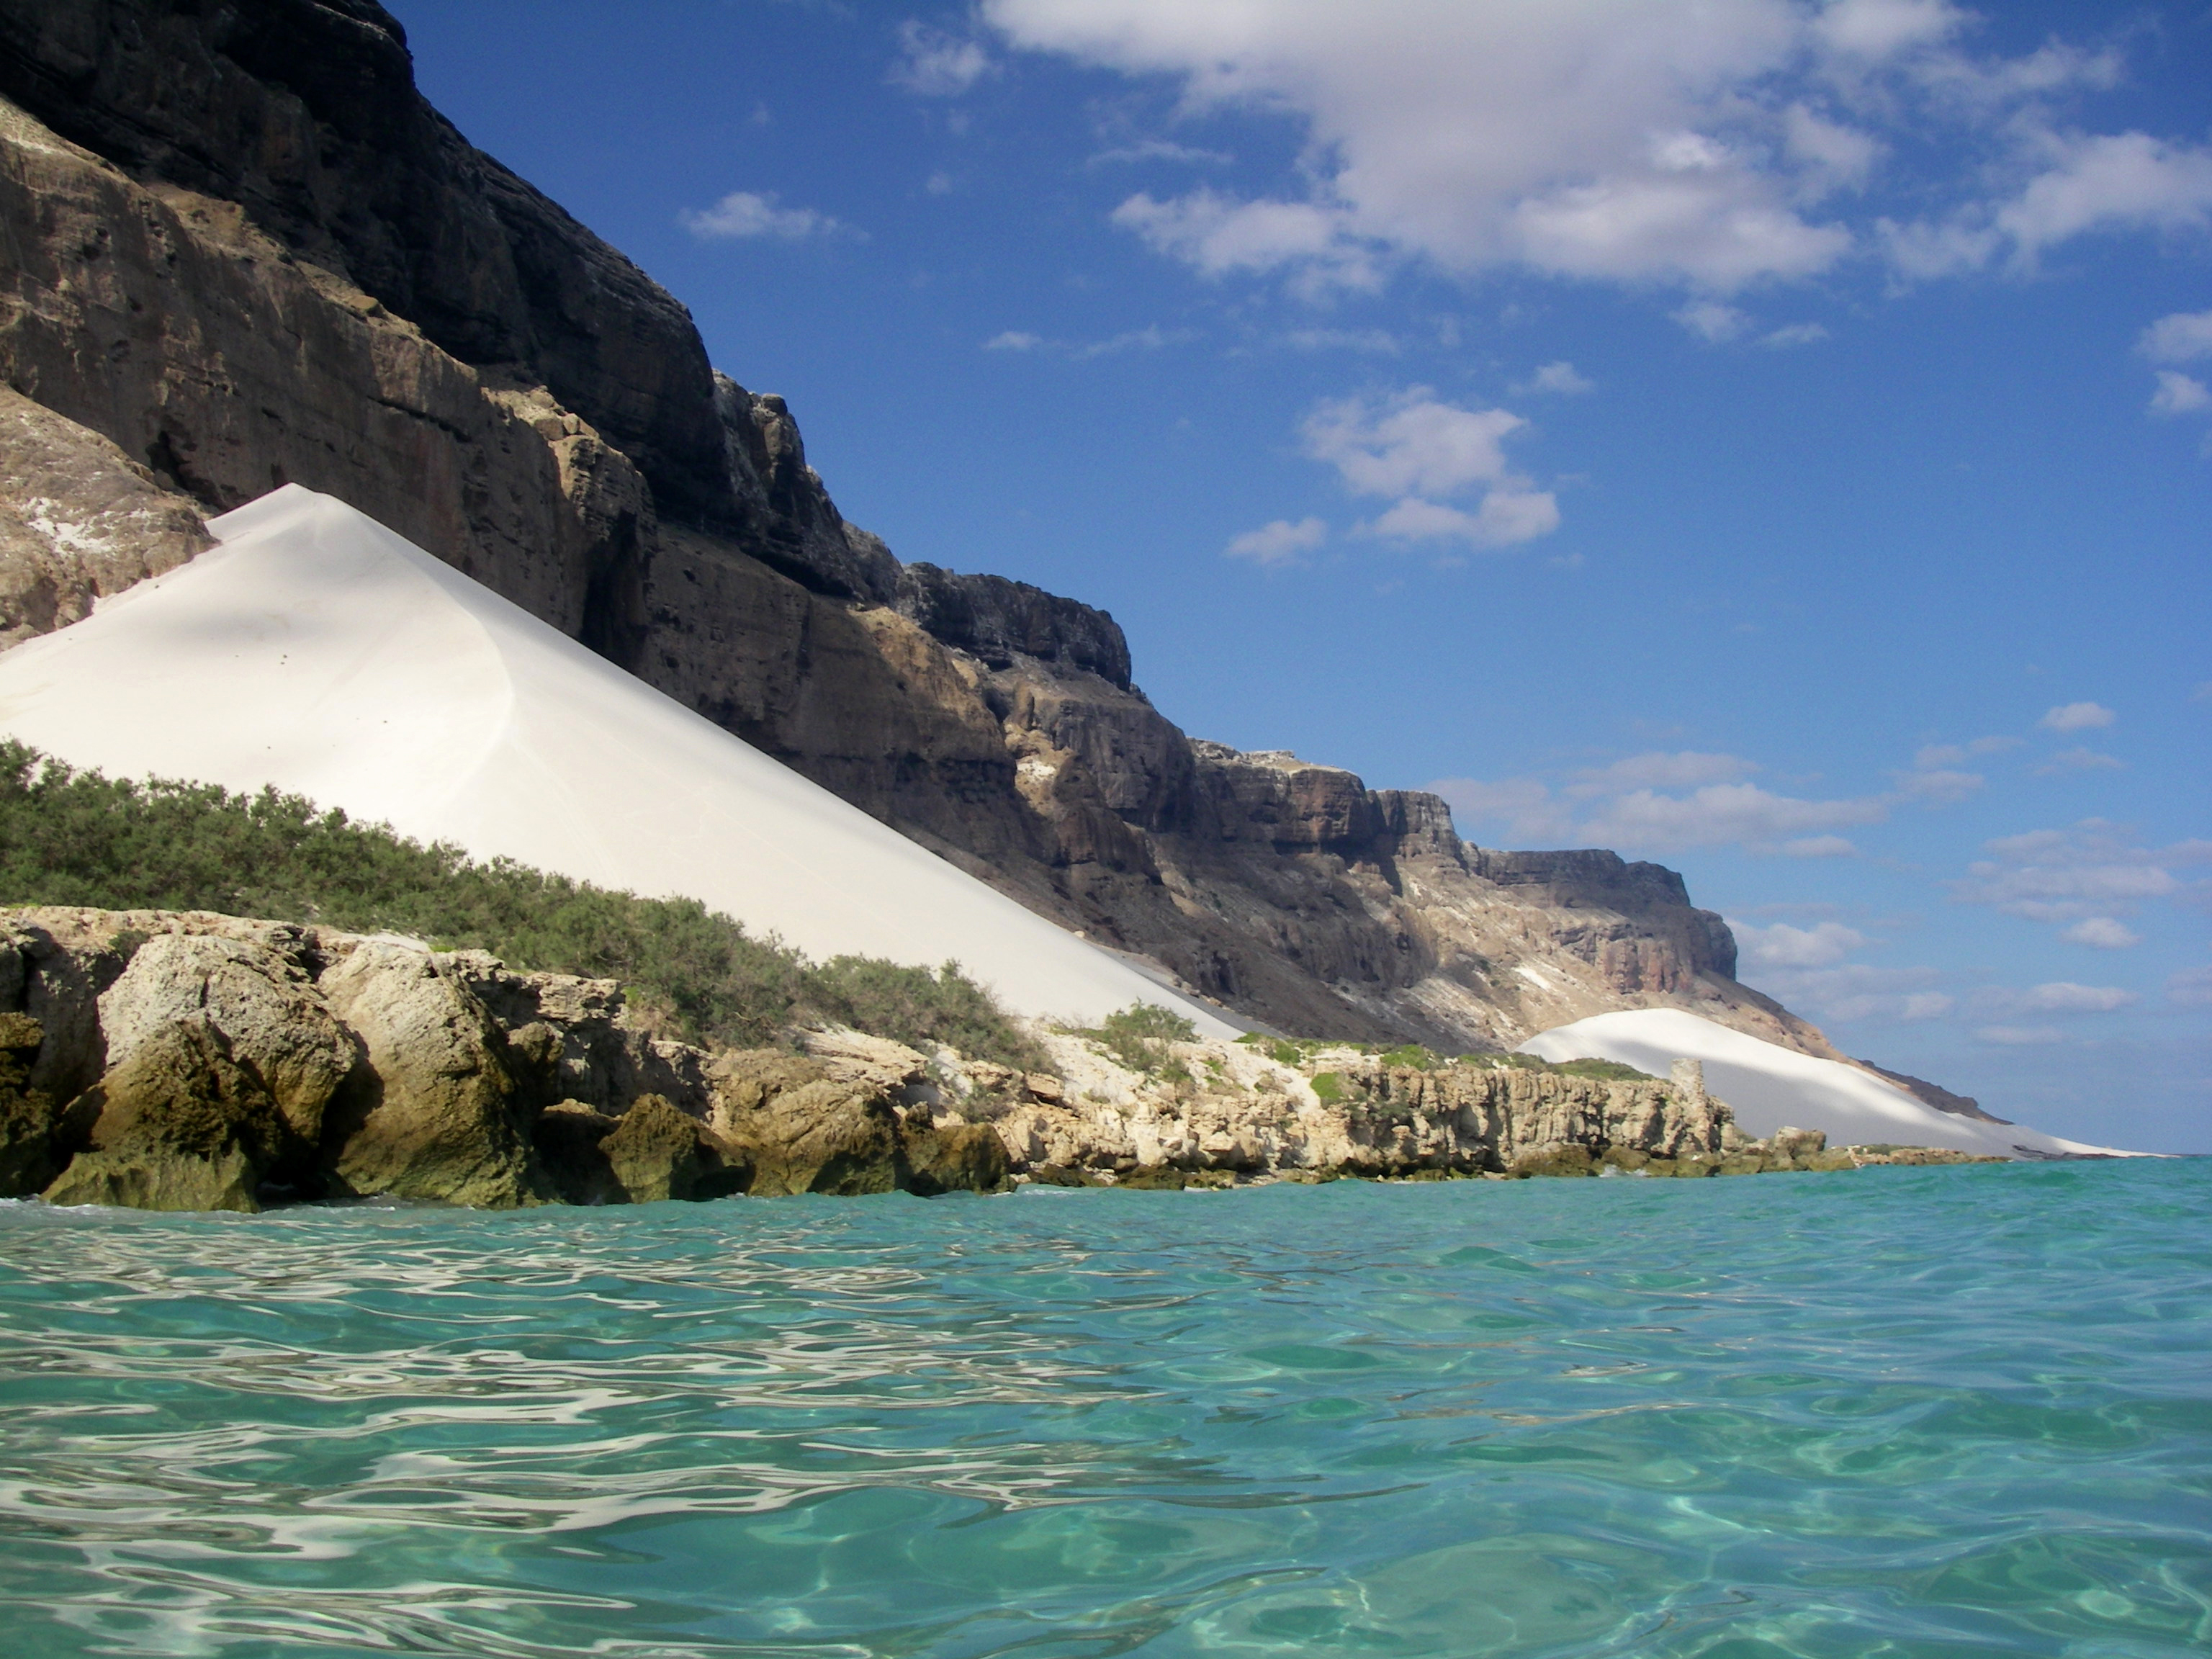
[1,1162,2207,1658]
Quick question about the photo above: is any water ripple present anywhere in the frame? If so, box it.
[1,1164,2208,1655]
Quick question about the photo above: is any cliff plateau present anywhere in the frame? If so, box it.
[0,0,1841,1061]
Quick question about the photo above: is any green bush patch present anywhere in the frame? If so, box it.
[0,742,1040,1068]
[1079,1002,1198,1076]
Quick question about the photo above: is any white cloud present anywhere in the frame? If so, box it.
[1362,492,1561,549]
[2141,309,2212,364]
[1302,388,1560,551]
[1112,189,1380,290]
[1951,819,2208,923]
[2013,981,2137,1014]
[1743,960,1948,1024]
[1761,322,1830,348]
[926,170,956,196]
[1089,139,1234,166]
[2041,701,2115,732]
[1996,132,2212,263]
[1579,781,1890,854]
[1675,301,1750,342]
[1565,751,1757,797]
[991,2,2209,304]
[1073,324,1195,358]
[1525,361,1594,395]
[989,0,1851,292]
[1783,102,1881,185]
[1785,835,1859,857]
[2034,746,2123,775]
[1811,0,1965,60]
[889,21,995,96]
[2170,964,2212,1007]
[1429,734,1997,859]
[1896,767,1983,802]
[1733,919,1870,969]
[1225,516,1327,567]
[981,325,1195,358]
[682,191,858,242]
[2150,371,2211,416]
[2062,917,2141,949]
[1303,391,1526,499]
[1976,1025,2065,1046]
[1283,328,1401,354]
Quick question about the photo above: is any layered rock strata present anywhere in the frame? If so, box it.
[0,0,1837,1061]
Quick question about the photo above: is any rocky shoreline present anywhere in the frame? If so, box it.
[0,908,2000,1215]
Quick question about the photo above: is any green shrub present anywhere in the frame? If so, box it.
[0,742,1037,1064]
[1309,1071,1344,1102]
[1547,1058,1655,1082]
[1080,1002,1197,1074]
[1377,1043,1442,1071]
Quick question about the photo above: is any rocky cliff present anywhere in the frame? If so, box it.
[0,0,1838,1060]
[5,906,1963,1213]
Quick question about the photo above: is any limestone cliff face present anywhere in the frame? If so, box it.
[0,0,1840,1060]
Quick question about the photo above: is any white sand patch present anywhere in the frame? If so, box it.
[1517,1007,2136,1158]
[0,485,1238,1035]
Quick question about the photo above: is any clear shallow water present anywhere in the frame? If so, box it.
[0,1164,2207,1659]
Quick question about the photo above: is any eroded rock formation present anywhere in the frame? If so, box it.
[0,0,1840,1061]
[0,907,1015,1210]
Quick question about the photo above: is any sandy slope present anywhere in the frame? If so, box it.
[1518,1008,2134,1158]
[0,486,1240,1035]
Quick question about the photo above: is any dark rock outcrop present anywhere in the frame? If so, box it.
[894,562,1133,688]
[44,1012,287,1211]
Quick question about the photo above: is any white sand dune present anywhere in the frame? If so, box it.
[1518,1008,2134,1159]
[0,485,1241,1035]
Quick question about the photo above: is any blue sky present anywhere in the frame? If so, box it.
[386,1,2209,1151]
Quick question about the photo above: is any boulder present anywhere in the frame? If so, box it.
[706,1048,832,1128]
[900,1119,1013,1196]
[1508,1143,1596,1178]
[317,943,546,1207]
[601,1093,743,1202]
[98,933,356,1152]
[718,1076,902,1197]
[44,1015,286,1212]
[799,1028,930,1094]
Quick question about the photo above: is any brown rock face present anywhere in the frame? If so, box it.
[711,1064,904,1199]
[0,1,1850,1067]
[0,385,210,647]
[316,942,545,1208]
[45,1013,286,1211]
[98,932,356,1151]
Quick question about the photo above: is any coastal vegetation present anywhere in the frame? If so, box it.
[0,742,1040,1066]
